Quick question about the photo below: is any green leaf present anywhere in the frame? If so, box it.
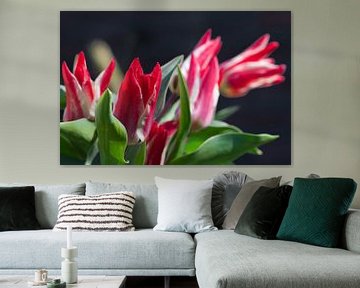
[169,132,279,165]
[159,98,179,123]
[248,147,263,155]
[125,141,146,165]
[95,90,128,165]
[85,139,99,165]
[215,106,240,121]
[60,85,66,110]
[184,121,241,154]
[60,119,97,162]
[155,55,184,118]
[165,66,191,162]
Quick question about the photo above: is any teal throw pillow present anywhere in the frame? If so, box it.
[277,178,357,247]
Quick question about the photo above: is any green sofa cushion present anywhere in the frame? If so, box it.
[277,178,357,247]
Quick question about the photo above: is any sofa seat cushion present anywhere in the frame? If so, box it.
[0,229,195,270]
[195,230,360,288]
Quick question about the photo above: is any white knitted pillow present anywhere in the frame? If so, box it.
[53,192,135,231]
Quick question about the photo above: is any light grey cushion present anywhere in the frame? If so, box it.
[222,177,281,230]
[0,229,195,271]
[154,177,217,233]
[342,209,360,253]
[212,171,252,228]
[86,182,158,229]
[195,230,360,288]
[282,173,320,186]
[0,183,85,228]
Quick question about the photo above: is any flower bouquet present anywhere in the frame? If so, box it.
[60,30,286,165]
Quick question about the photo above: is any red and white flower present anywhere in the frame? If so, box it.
[61,51,115,121]
[181,29,222,129]
[113,58,162,144]
[219,34,286,98]
[113,58,176,164]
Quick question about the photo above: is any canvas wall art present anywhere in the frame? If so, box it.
[60,11,291,165]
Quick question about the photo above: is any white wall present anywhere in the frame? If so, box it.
[0,0,359,208]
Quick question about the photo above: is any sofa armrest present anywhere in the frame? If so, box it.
[342,209,360,253]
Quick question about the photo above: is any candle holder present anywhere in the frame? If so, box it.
[61,247,78,284]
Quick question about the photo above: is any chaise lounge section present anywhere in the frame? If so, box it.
[195,214,360,288]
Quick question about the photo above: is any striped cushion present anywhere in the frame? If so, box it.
[53,192,135,232]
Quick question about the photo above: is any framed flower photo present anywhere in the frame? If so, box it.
[60,11,291,165]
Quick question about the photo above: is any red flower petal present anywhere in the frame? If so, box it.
[139,62,161,108]
[220,34,278,74]
[113,58,143,144]
[224,62,286,97]
[193,57,220,128]
[142,62,162,138]
[82,79,96,120]
[145,123,168,165]
[194,29,212,49]
[246,34,270,52]
[195,37,222,75]
[94,58,116,99]
[73,51,91,87]
[113,58,162,144]
[187,54,201,101]
[240,41,279,64]
[145,121,177,165]
[219,34,286,98]
[61,61,84,121]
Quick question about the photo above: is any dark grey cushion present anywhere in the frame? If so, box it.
[234,185,292,239]
[212,171,252,228]
[222,176,281,230]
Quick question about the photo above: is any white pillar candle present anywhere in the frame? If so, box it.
[67,225,72,249]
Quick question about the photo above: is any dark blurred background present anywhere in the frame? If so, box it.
[60,11,291,165]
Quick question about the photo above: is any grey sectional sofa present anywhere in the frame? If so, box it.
[0,181,359,288]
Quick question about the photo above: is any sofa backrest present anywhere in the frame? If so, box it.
[86,181,158,229]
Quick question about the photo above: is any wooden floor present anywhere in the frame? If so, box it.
[126,276,199,288]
